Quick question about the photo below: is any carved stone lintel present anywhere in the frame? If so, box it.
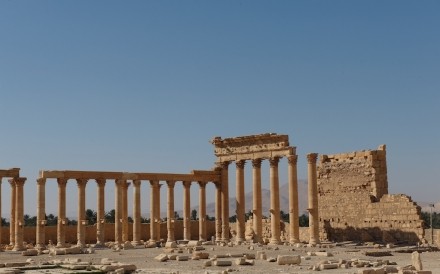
[269,157,280,168]
[307,153,318,164]
[251,158,262,168]
[235,160,246,169]
[287,155,298,165]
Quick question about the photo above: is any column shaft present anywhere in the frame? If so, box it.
[269,157,281,245]
[235,160,245,243]
[252,159,263,243]
[122,182,130,242]
[132,180,141,245]
[307,153,320,245]
[149,181,158,243]
[215,183,222,241]
[36,178,46,248]
[183,181,191,241]
[96,179,106,246]
[9,180,16,246]
[155,184,161,241]
[12,178,26,251]
[166,181,175,242]
[0,178,2,245]
[220,162,230,242]
[288,155,300,243]
[198,182,207,241]
[114,179,123,244]
[57,178,67,247]
[76,179,87,247]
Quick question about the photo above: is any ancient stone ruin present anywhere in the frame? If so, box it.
[0,133,427,249]
[317,145,424,244]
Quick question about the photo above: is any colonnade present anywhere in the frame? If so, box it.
[216,155,300,244]
[36,170,221,247]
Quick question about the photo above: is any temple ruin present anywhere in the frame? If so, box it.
[317,145,424,244]
[0,133,428,248]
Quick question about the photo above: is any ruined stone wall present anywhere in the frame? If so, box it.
[317,145,424,244]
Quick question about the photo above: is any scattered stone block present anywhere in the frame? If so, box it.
[168,254,178,260]
[165,242,177,248]
[213,260,232,266]
[365,251,392,257]
[22,249,38,256]
[176,255,189,261]
[411,251,423,270]
[203,260,212,267]
[187,241,202,247]
[315,251,333,257]
[155,253,168,262]
[277,255,301,265]
[320,263,338,270]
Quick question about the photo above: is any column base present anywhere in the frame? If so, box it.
[268,239,281,245]
[94,242,106,248]
[235,238,245,244]
[12,245,26,251]
[56,242,65,248]
[35,243,46,250]
[289,238,300,244]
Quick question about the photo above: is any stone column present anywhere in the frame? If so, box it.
[12,177,26,251]
[36,178,46,249]
[307,153,320,245]
[76,179,87,247]
[269,157,281,245]
[0,177,2,246]
[219,161,230,242]
[132,179,141,245]
[198,181,207,241]
[252,158,263,243]
[235,160,245,243]
[114,179,123,245]
[96,179,106,246]
[122,181,130,242]
[149,180,158,243]
[57,178,67,247]
[155,183,162,241]
[166,181,175,242]
[183,181,191,241]
[288,155,300,244]
[9,179,16,246]
[215,182,222,242]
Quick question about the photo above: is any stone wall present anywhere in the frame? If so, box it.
[317,145,424,244]
[0,220,216,245]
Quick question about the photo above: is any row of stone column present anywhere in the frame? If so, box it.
[35,178,220,247]
[0,177,26,251]
[218,153,320,245]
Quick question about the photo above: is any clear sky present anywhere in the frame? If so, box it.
[0,1,439,218]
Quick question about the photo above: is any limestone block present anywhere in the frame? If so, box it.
[412,251,423,270]
[101,258,115,265]
[165,242,177,248]
[228,253,244,258]
[112,262,137,272]
[244,253,255,259]
[65,246,82,254]
[213,260,232,266]
[256,251,266,260]
[277,255,301,265]
[357,269,376,274]
[4,262,29,267]
[203,260,212,267]
[22,249,38,256]
[187,240,202,247]
[267,257,277,262]
[235,258,246,265]
[315,251,333,257]
[60,264,87,270]
[319,263,338,270]
[176,255,189,261]
[122,242,134,250]
[193,251,210,259]
[154,254,169,262]
[0,269,21,274]
[415,271,432,274]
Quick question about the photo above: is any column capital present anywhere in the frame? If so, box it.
[133,179,141,187]
[235,160,246,169]
[307,153,318,164]
[166,180,176,188]
[96,178,106,187]
[182,181,192,188]
[76,178,88,187]
[122,181,131,189]
[251,158,262,168]
[198,181,208,188]
[216,161,230,169]
[149,180,160,188]
[269,157,280,167]
[287,155,298,165]
[9,177,26,186]
[37,178,46,185]
[57,178,68,186]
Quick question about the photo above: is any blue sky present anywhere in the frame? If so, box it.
[0,1,439,217]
